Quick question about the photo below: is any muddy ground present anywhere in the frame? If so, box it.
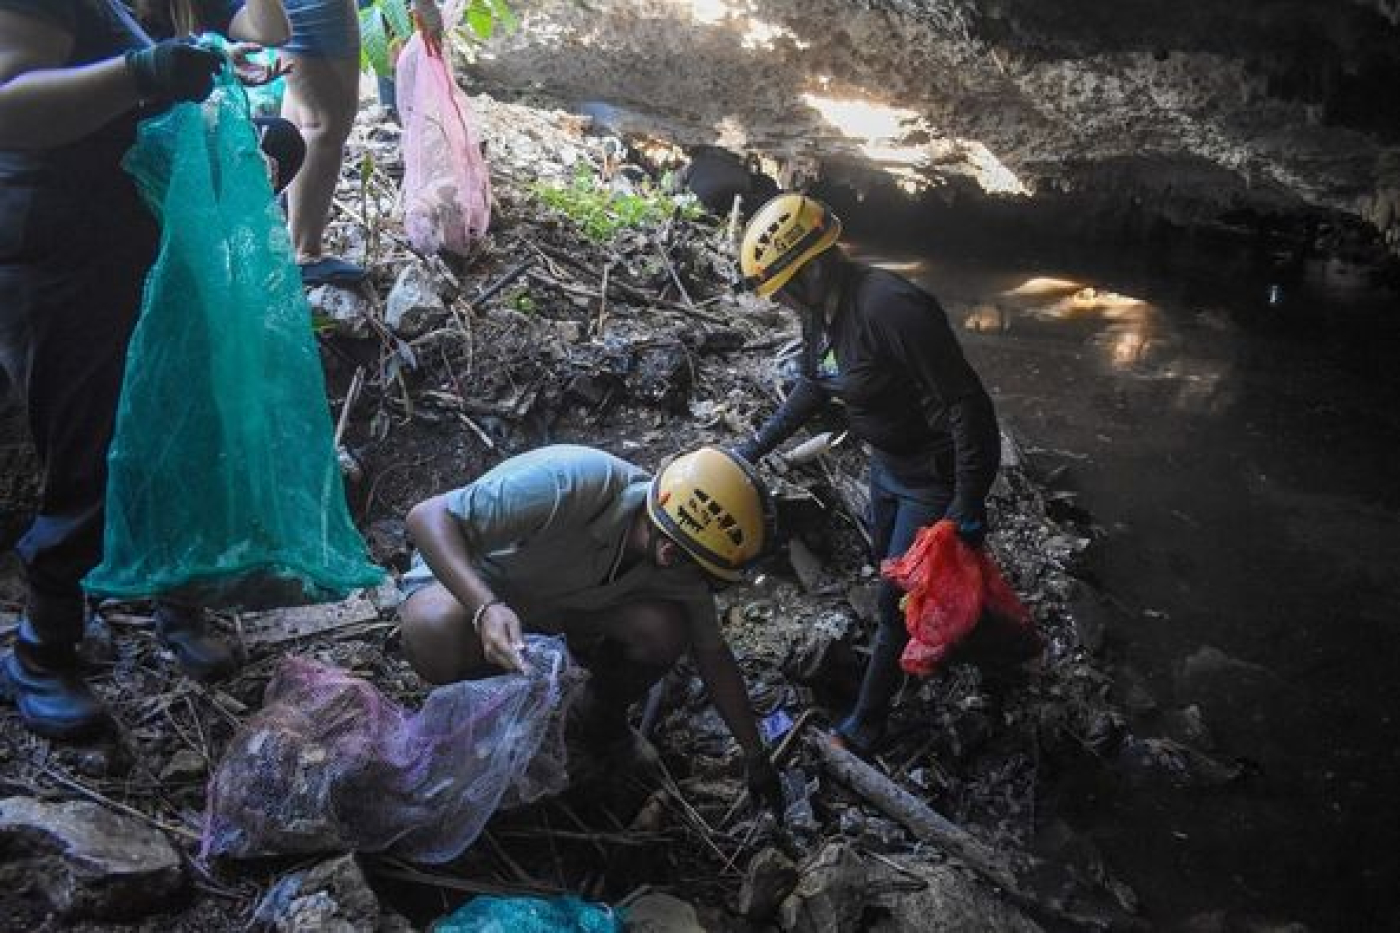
[0,92,1242,932]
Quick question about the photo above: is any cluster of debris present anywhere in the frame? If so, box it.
[0,89,1249,932]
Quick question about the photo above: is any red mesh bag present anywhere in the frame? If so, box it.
[881,519,1037,675]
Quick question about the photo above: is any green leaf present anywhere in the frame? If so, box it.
[466,0,495,39]
[359,8,391,76]
[380,0,414,41]
[489,0,518,33]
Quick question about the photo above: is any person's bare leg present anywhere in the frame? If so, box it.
[281,52,360,267]
[399,582,488,684]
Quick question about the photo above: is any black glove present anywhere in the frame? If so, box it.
[125,40,223,104]
[946,497,988,548]
[745,752,784,819]
[737,376,828,464]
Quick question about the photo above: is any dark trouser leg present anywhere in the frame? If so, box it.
[571,600,687,746]
[837,456,952,753]
[0,188,155,738]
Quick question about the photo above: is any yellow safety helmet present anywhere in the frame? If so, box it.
[739,194,843,298]
[647,447,773,582]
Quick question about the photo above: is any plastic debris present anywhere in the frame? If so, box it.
[202,636,584,862]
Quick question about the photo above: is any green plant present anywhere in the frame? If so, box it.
[531,167,693,241]
[508,288,536,313]
[360,0,517,77]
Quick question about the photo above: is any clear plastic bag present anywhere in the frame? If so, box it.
[201,636,585,863]
[396,13,491,257]
[83,45,382,610]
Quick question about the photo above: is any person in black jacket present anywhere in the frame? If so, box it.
[0,0,238,740]
[733,193,1002,757]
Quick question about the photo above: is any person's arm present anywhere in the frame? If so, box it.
[734,376,829,463]
[227,0,291,46]
[692,638,785,815]
[692,641,764,756]
[405,493,528,672]
[404,466,565,673]
[0,12,141,149]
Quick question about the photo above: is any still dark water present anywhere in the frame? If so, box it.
[856,237,1400,930]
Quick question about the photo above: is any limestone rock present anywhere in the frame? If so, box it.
[308,285,374,339]
[0,796,184,920]
[256,854,413,933]
[624,892,706,932]
[867,861,1043,933]
[777,842,869,933]
[386,262,448,338]
[737,846,798,920]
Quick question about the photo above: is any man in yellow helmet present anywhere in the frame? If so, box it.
[397,443,782,811]
[735,193,1006,758]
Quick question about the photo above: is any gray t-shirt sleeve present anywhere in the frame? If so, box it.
[444,460,566,556]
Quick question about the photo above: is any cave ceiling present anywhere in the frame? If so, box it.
[471,0,1400,243]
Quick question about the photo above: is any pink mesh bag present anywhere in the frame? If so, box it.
[396,11,492,257]
[201,636,583,863]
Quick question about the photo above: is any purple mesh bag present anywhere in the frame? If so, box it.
[202,635,583,862]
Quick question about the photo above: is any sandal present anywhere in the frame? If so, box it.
[299,256,368,287]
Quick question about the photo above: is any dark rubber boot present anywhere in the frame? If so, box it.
[155,602,241,682]
[834,616,907,757]
[0,626,110,741]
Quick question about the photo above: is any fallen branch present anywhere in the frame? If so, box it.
[809,732,1019,890]
[467,258,536,310]
[809,732,1133,928]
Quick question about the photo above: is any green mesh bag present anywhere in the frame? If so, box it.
[84,49,383,609]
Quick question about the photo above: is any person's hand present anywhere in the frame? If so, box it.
[228,43,293,88]
[745,751,784,820]
[476,601,528,674]
[412,2,446,57]
[730,439,762,465]
[125,40,223,103]
[946,498,988,548]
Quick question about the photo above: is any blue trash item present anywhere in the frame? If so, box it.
[83,41,383,610]
[434,895,623,933]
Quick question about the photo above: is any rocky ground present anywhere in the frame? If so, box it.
[0,89,1251,932]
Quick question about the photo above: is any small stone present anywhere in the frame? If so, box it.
[778,842,868,932]
[624,892,706,932]
[160,749,207,784]
[256,854,400,933]
[307,286,373,339]
[385,262,448,338]
[738,847,799,920]
[1163,704,1215,750]
[786,538,825,593]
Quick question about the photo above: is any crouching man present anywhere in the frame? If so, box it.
[398,444,782,812]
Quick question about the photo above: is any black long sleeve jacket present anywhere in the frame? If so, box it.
[740,260,1001,513]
